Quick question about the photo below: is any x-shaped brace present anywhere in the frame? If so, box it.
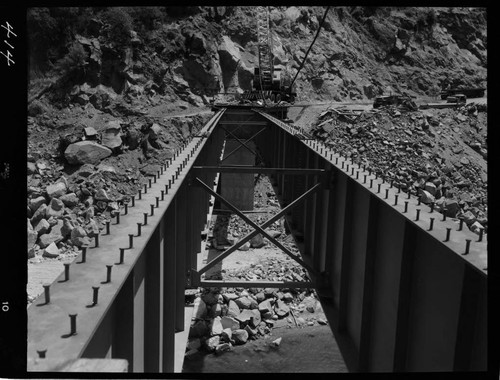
[195,177,320,277]
[219,126,267,163]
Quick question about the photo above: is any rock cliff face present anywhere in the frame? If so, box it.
[29,6,486,105]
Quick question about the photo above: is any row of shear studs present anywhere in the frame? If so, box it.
[36,140,201,358]
[314,138,486,260]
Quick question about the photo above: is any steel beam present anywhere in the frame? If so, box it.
[192,166,326,175]
[199,280,315,288]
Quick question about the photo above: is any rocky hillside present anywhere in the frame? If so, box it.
[26,6,487,284]
[28,6,486,106]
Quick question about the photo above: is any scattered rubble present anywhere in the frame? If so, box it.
[310,103,487,234]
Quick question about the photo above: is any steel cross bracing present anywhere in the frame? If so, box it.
[27,109,226,371]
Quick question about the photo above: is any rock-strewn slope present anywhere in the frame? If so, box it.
[308,102,487,232]
[29,7,486,107]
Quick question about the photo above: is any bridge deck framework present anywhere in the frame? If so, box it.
[27,106,487,373]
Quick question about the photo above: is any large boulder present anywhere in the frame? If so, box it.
[210,316,224,336]
[65,141,112,165]
[46,182,67,199]
[30,203,48,225]
[34,219,50,235]
[29,196,46,212]
[205,336,220,352]
[101,121,123,151]
[60,193,79,208]
[221,316,240,331]
[227,300,240,318]
[443,199,460,218]
[250,233,266,248]
[61,218,75,238]
[419,189,435,204]
[43,242,60,258]
[46,198,65,219]
[232,329,249,345]
[274,299,290,318]
[235,296,255,310]
[235,309,254,325]
[27,219,38,252]
[71,226,90,247]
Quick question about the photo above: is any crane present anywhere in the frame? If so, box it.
[242,6,296,104]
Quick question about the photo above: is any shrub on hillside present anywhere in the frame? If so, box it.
[56,42,88,81]
[126,7,166,31]
[103,7,133,44]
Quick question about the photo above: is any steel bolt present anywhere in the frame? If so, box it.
[124,203,128,215]
[37,349,47,359]
[356,171,359,179]
[370,179,373,188]
[43,284,50,304]
[377,183,381,193]
[161,190,165,201]
[442,209,447,221]
[458,219,464,231]
[430,202,435,213]
[165,184,169,194]
[385,188,389,199]
[106,221,110,235]
[394,194,399,206]
[478,228,484,242]
[131,195,135,207]
[398,186,401,194]
[94,235,99,248]
[80,247,87,263]
[464,239,471,255]
[116,212,120,224]
[336,157,338,165]
[407,191,411,200]
[92,286,99,305]
[138,189,142,200]
[137,223,142,236]
[119,248,125,265]
[69,314,77,335]
[105,265,113,283]
[64,263,70,281]
[156,196,159,208]
[416,209,421,221]
[149,178,153,187]
[144,183,148,194]
[150,204,155,216]
[418,197,421,206]
[404,201,408,213]
[160,167,163,175]
[143,213,148,225]
[391,180,394,188]
[429,217,435,231]
[445,228,451,242]
[342,162,344,169]
[129,234,134,249]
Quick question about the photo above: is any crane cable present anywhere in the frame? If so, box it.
[290,6,331,91]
